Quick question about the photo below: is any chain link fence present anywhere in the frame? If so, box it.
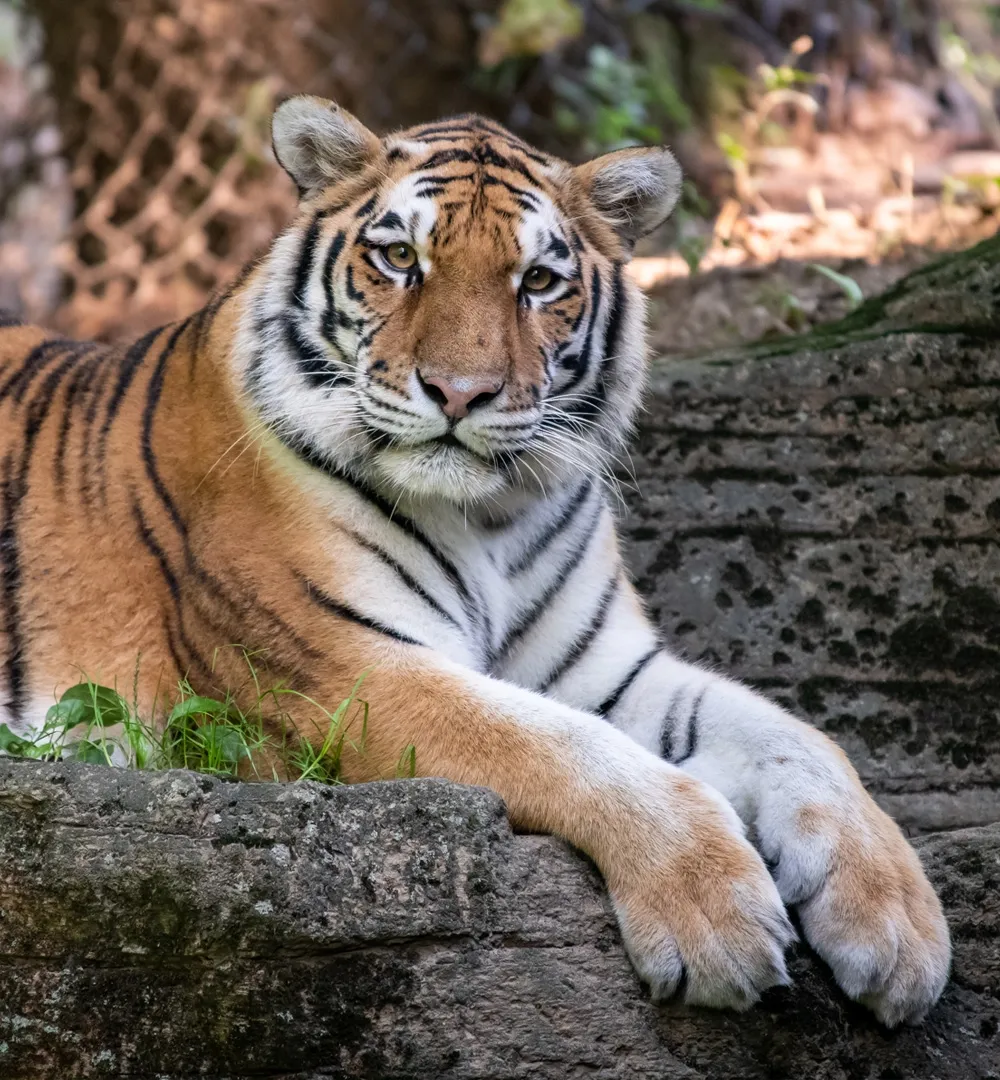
[10,0,501,338]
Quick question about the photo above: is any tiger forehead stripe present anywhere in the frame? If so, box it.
[354,151,562,255]
[392,124,559,186]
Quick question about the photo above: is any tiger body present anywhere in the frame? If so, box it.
[0,98,949,1023]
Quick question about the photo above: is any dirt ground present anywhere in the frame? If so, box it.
[640,251,924,357]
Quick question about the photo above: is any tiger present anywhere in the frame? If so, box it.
[0,94,949,1024]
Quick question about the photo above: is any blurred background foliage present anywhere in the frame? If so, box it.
[2,0,1000,343]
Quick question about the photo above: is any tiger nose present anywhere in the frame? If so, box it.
[417,371,504,419]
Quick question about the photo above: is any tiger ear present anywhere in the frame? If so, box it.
[271,95,381,198]
[575,146,682,248]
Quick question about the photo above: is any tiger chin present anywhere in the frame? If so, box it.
[0,95,949,1026]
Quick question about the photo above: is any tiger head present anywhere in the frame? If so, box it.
[237,95,681,507]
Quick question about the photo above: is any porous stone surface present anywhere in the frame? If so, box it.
[1,760,999,1080]
[3,239,1000,1078]
[628,237,1000,833]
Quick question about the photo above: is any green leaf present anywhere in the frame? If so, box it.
[53,683,131,728]
[207,725,250,766]
[167,696,231,726]
[0,723,32,756]
[72,740,113,765]
[45,697,92,731]
[809,263,864,309]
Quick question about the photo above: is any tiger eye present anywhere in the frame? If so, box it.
[522,266,553,292]
[383,242,417,270]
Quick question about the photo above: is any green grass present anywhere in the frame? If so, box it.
[0,652,417,784]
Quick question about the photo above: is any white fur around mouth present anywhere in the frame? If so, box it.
[373,441,509,502]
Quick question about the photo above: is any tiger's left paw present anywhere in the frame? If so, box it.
[764,799,950,1027]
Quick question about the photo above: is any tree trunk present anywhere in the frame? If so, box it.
[2,238,1000,1077]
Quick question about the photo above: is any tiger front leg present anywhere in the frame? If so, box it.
[606,650,951,1026]
[326,644,795,1010]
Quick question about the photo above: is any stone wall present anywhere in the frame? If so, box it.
[0,763,997,1078]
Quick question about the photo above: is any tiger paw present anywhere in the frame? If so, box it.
[610,778,797,1010]
[762,795,950,1026]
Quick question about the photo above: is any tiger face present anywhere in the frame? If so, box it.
[238,96,681,506]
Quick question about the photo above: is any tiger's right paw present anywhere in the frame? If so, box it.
[609,778,796,1010]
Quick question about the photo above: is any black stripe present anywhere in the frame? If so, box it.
[553,267,602,404]
[345,265,365,302]
[355,194,378,219]
[100,327,163,435]
[675,964,689,1003]
[348,529,462,629]
[553,341,577,369]
[415,147,476,171]
[486,134,551,168]
[0,349,80,719]
[0,312,22,328]
[363,395,418,421]
[673,688,706,764]
[165,624,190,684]
[415,173,476,191]
[131,497,181,602]
[410,122,482,139]
[0,339,69,405]
[597,647,659,718]
[372,211,404,231]
[79,350,117,506]
[480,173,540,205]
[131,496,216,686]
[0,452,24,720]
[358,314,389,351]
[659,687,684,761]
[299,575,423,646]
[140,319,197,542]
[414,172,476,186]
[539,576,619,692]
[274,432,499,659]
[97,326,165,497]
[603,262,626,362]
[291,212,324,308]
[411,134,479,147]
[413,144,544,189]
[567,262,626,424]
[495,500,604,661]
[320,230,347,343]
[53,346,101,494]
[507,479,591,576]
[282,315,348,389]
[477,144,543,187]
